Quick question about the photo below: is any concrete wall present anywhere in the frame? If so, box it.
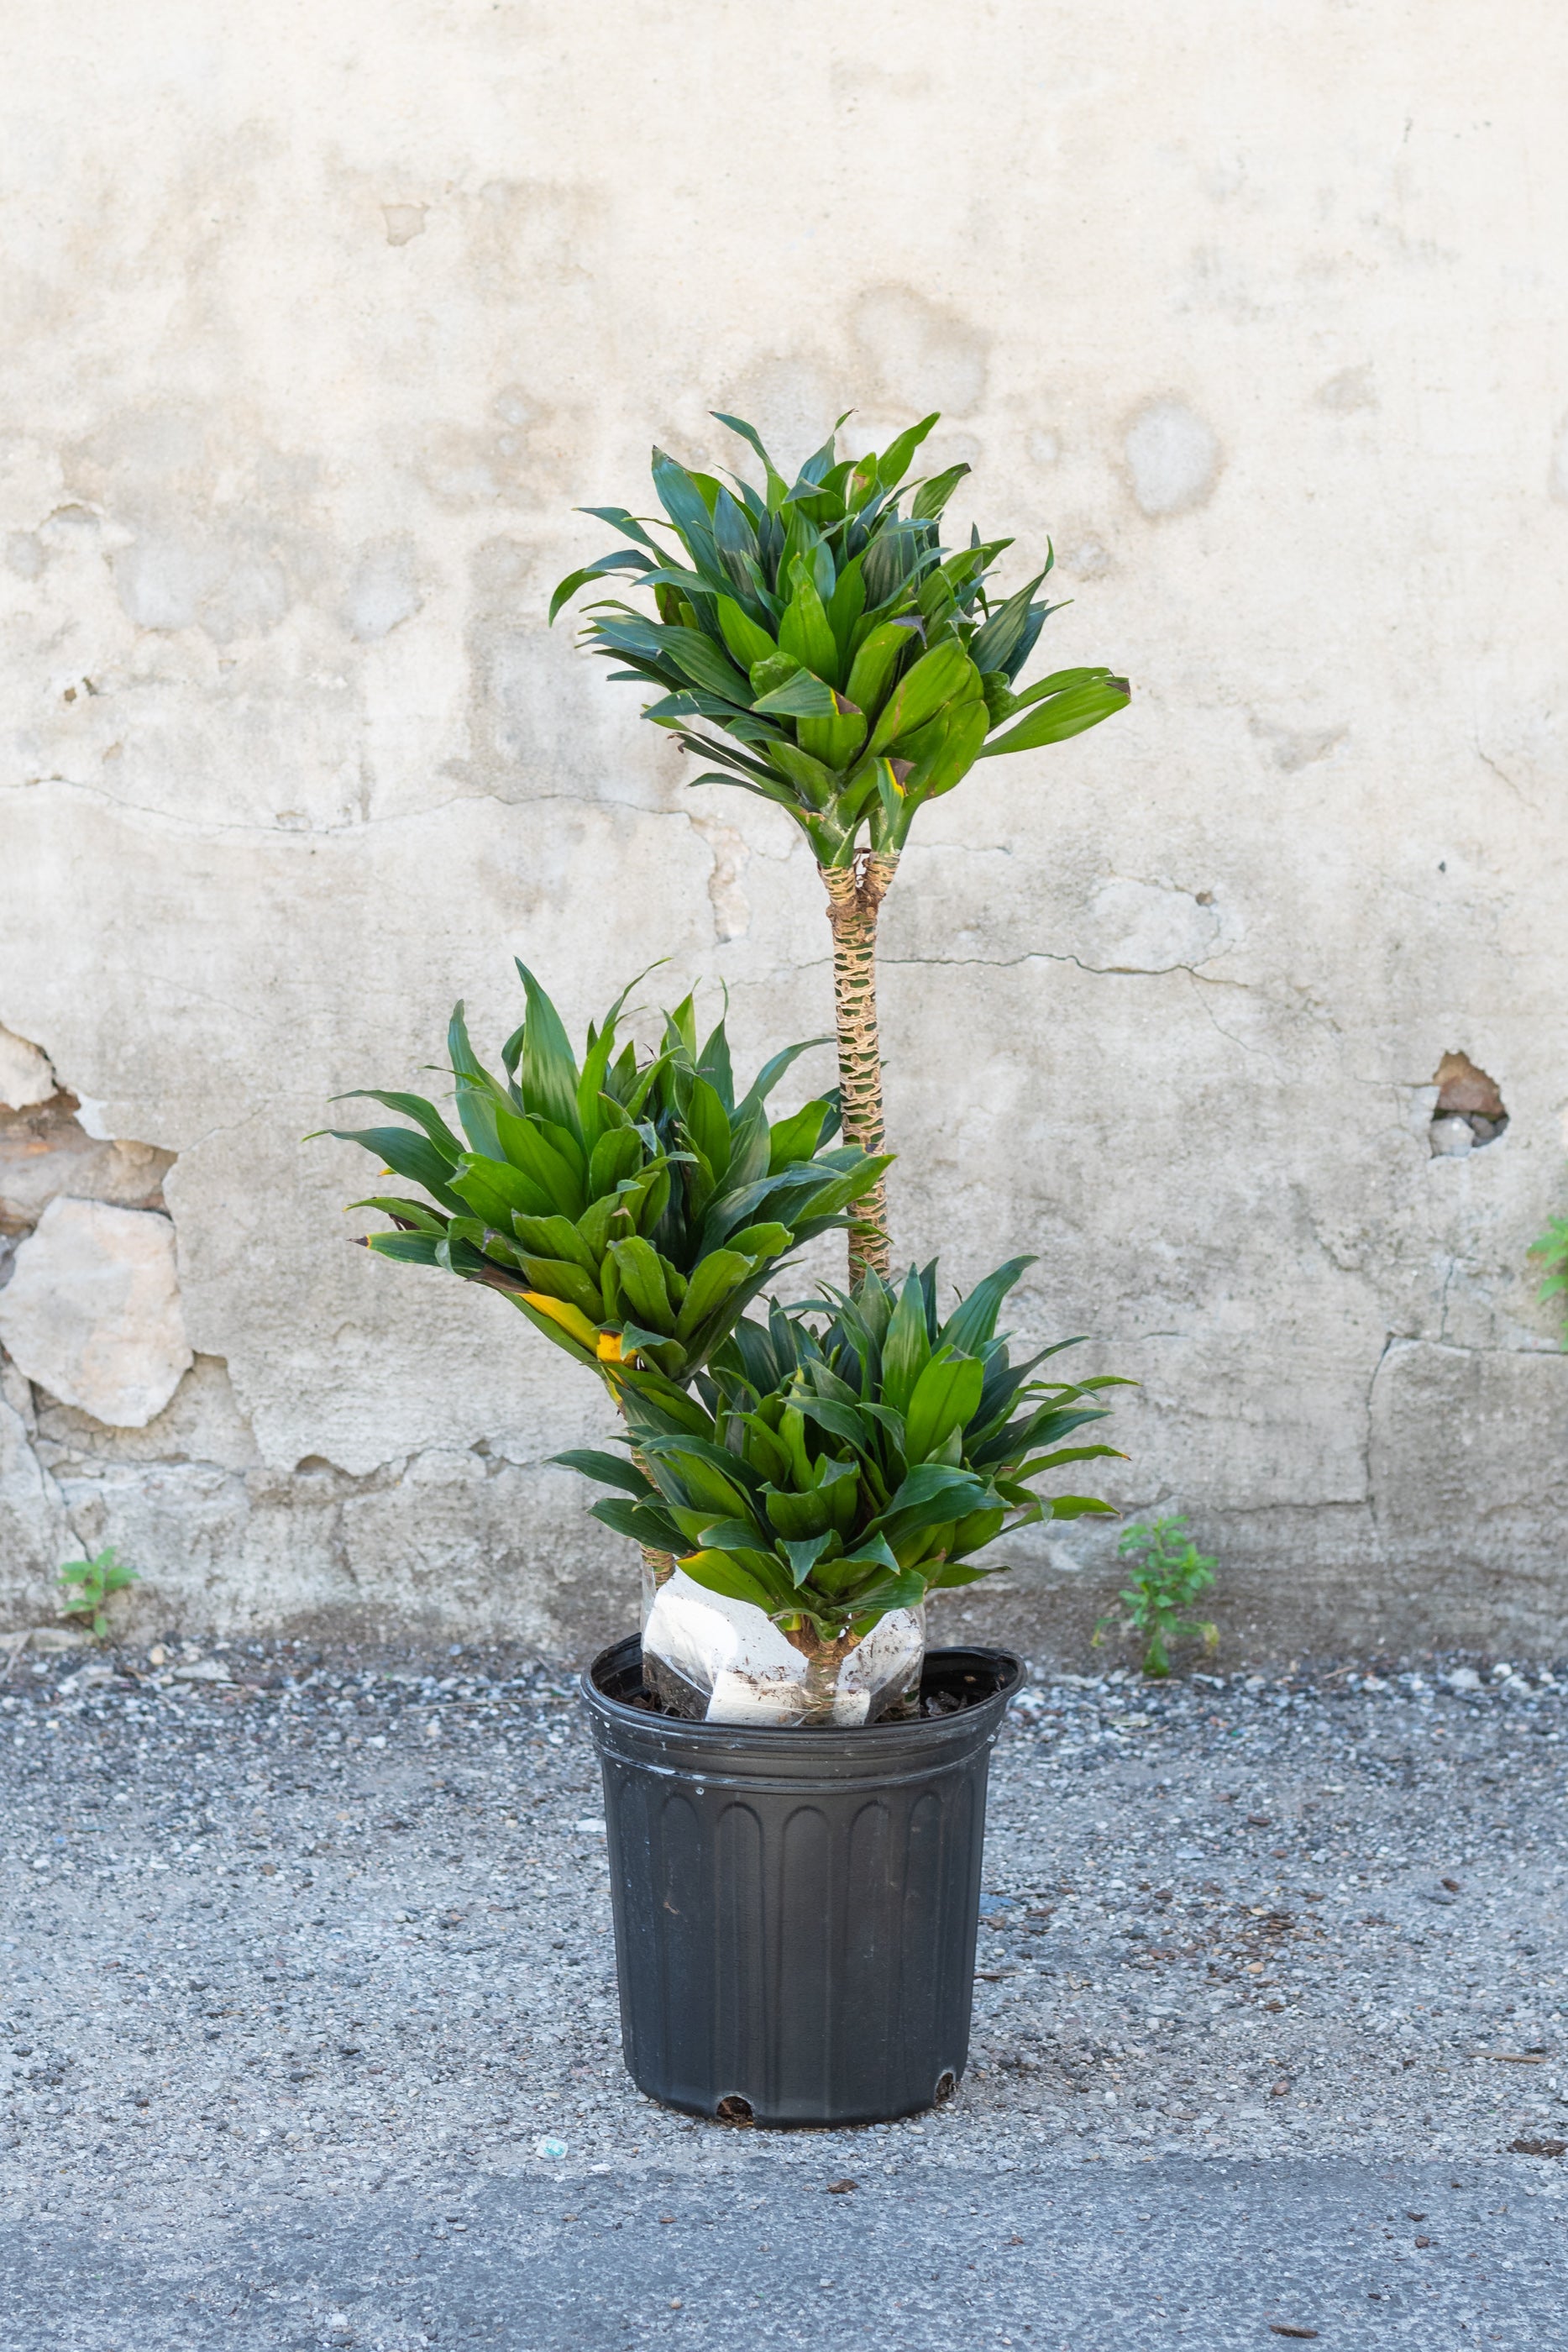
[3,1,1565,1662]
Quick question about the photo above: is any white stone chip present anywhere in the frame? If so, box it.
[0,1196,192,1427]
[0,1026,57,1109]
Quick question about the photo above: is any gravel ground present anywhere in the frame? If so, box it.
[2,1637,1565,2347]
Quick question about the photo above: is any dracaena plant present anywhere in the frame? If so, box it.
[557,1255,1125,1650]
[320,965,889,1391]
[551,409,1130,1279]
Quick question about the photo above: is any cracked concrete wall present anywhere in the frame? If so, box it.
[3,2,1566,1659]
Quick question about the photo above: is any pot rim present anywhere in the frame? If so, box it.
[580,1632,1021,1764]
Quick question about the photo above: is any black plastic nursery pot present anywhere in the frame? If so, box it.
[580,1635,1022,2128]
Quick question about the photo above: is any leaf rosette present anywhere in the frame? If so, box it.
[559,1255,1130,1641]
[552,410,1130,869]
[316,966,890,1389]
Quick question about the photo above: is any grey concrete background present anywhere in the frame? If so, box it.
[2,3,1566,1658]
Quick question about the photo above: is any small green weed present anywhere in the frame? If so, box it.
[1528,1214,1568,1346]
[1094,1514,1218,1677]
[57,1546,139,1640]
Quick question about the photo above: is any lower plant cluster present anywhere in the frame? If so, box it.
[563,1257,1126,1643]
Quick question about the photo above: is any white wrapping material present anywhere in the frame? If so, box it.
[643,1568,924,1725]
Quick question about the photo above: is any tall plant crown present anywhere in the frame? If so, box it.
[320,966,889,1390]
[551,410,1130,868]
[551,410,1130,1281]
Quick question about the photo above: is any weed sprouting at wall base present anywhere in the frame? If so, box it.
[57,1546,139,1641]
[1094,1515,1218,1678]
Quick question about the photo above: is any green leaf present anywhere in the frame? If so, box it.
[653,625,753,701]
[721,1221,793,1258]
[716,594,776,669]
[331,1089,464,1163]
[590,1495,684,1547]
[910,462,970,521]
[777,558,842,685]
[682,1075,732,1186]
[511,963,582,1138]
[490,1110,583,1217]
[674,1249,754,1341]
[843,619,918,722]
[875,412,940,491]
[363,1230,443,1267]
[711,412,791,511]
[780,1531,835,1587]
[943,1256,1034,1354]
[767,1100,830,1170]
[901,695,989,804]
[677,1550,778,1610]
[880,1268,933,1417]
[903,1352,985,1462]
[763,738,838,809]
[608,1236,676,1334]
[349,1195,448,1233]
[324,1127,467,1216]
[751,669,842,720]
[762,1483,837,1541]
[548,549,651,624]
[826,555,866,661]
[587,1123,644,1200]
[517,1256,604,1320]
[553,1447,650,1494]
[978,677,1130,758]
[511,1213,599,1272]
[651,449,722,563]
[867,642,974,757]
[968,571,1048,675]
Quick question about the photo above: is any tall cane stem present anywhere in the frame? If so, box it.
[819,850,899,1284]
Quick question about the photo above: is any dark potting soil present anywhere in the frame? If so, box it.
[612,1665,990,1719]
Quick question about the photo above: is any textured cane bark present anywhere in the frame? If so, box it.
[819,851,899,1284]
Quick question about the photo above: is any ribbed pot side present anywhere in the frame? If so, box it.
[580,1638,1022,2127]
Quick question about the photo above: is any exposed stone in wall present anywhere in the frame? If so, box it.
[1429,1052,1510,1156]
[0,1360,70,1620]
[0,1091,176,1231]
[0,1197,192,1428]
[0,1026,58,1110]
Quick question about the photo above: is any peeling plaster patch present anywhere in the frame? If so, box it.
[685,813,752,942]
[342,538,423,641]
[0,1198,192,1427]
[0,1026,57,1110]
[1316,365,1377,412]
[1123,398,1220,517]
[1078,877,1225,974]
[1429,1051,1508,1154]
[1249,714,1348,773]
[0,1095,174,1228]
[852,286,990,418]
[381,202,427,246]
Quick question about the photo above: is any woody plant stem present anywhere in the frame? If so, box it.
[819,849,899,1284]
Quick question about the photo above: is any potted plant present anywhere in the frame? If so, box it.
[330,408,1130,2122]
